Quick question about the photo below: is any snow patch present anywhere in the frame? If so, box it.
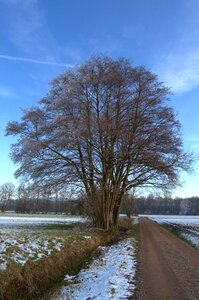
[0,234,65,269]
[132,216,139,225]
[64,274,77,281]
[51,238,137,300]
[83,235,92,239]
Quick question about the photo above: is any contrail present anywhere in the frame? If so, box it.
[0,54,73,67]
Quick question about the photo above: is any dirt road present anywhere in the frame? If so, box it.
[135,218,199,300]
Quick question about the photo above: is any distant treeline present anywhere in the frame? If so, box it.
[4,195,199,216]
[120,195,199,216]
[6,198,85,215]
[0,183,85,215]
[0,182,198,215]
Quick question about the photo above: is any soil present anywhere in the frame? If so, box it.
[135,217,199,300]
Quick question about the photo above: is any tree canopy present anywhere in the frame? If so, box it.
[6,55,193,229]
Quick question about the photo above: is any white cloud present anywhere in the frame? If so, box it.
[161,50,199,93]
[0,54,72,67]
[156,50,199,93]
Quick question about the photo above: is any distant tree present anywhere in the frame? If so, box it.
[180,198,190,215]
[189,197,199,215]
[0,182,15,212]
[16,184,33,213]
[6,55,193,229]
[121,194,134,218]
[121,189,137,218]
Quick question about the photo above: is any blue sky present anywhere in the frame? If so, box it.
[0,0,199,197]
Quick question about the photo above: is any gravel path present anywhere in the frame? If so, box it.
[135,217,199,300]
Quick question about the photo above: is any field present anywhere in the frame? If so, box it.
[0,213,86,270]
[1,213,198,299]
[0,213,107,299]
[0,213,138,300]
[147,215,199,247]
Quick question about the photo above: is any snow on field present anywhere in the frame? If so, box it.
[181,232,199,246]
[146,215,199,226]
[0,233,65,270]
[51,238,137,300]
[0,214,87,270]
[0,215,86,225]
[146,215,199,247]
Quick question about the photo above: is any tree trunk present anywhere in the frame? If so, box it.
[90,192,122,230]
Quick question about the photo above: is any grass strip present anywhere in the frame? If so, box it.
[162,223,198,249]
[0,227,125,300]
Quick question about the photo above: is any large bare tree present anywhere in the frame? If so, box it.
[6,55,192,229]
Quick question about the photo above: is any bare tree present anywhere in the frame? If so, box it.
[6,55,193,229]
[16,184,35,213]
[0,183,15,212]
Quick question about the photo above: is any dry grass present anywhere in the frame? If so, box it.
[0,230,121,300]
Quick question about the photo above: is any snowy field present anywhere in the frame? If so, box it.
[147,215,199,247]
[0,214,86,225]
[51,237,137,300]
[0,214,86,270]
[0,233,65,269]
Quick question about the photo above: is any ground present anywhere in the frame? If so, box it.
[135,217,199,300]
[0,213,199,299]
[51,237,137,299]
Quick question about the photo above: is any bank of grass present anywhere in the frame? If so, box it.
[0,219,134,300]
[162,223,198,249]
